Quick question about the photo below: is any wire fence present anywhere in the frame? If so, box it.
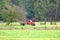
[0,22,60,30]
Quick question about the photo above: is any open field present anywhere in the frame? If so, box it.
[0,22,60,40]
[0,30,60,40]
[0,38,60,40]
[0,22,60,30]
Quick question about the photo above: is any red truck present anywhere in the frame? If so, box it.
[27,20,35,26]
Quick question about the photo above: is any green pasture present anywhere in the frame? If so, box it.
[0,22,60,40]
[0,22,60,29]
[0,30,60,40]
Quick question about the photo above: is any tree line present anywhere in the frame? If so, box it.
[0,0,60,23]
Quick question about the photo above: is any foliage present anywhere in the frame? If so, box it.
[1,4,27,25]
[0,0,60,22]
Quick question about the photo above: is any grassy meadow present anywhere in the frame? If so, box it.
[0,30,60,40]
[0,22,60,28]
[0,22,60,40]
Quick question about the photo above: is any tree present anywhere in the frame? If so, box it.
[1,5,17,25]
[1,4,27,25]
[0,0,60,22]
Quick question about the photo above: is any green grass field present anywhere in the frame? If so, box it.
[0,22,60,29]
[0,30,60,40]
[0,22,60,40]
